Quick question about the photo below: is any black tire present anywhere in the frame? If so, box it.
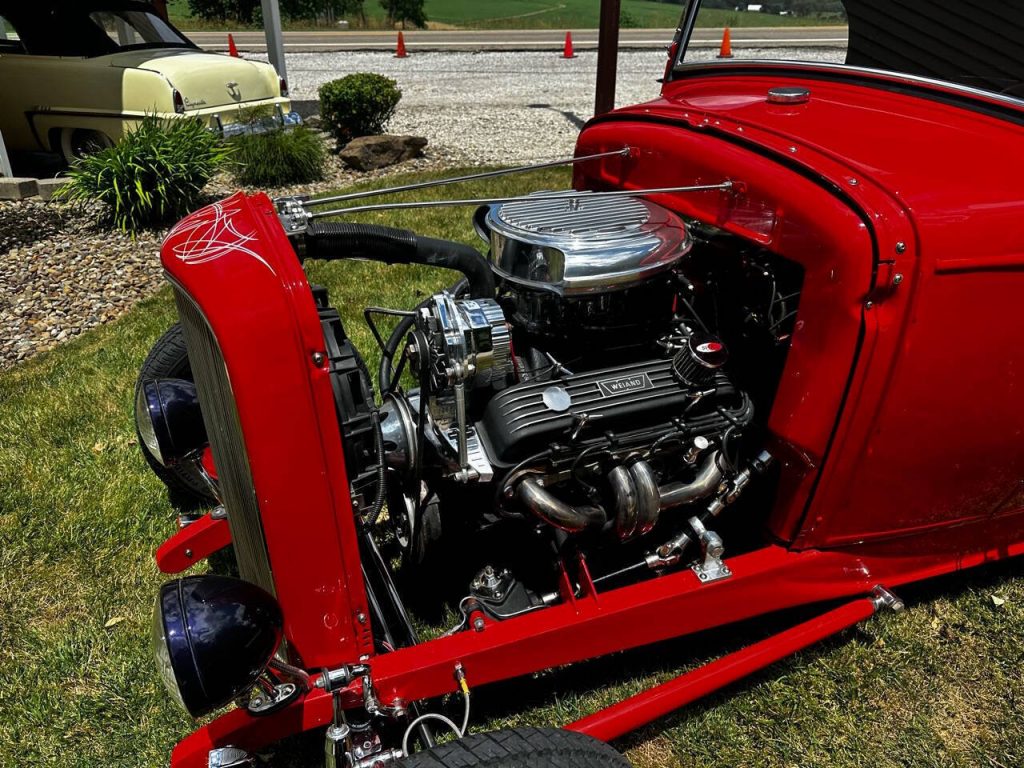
[399,727,631,767]
[135,323,215,507]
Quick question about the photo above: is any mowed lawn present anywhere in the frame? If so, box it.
[1,167,1022,767]
[167,0,839,30]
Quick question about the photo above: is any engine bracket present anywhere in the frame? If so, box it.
[688,516,732,583]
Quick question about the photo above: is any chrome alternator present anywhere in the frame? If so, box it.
[417,292,512,389]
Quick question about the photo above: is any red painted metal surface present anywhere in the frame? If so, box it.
[161,66,1024,766]
[155,513,231,574]
[589,73,1024,547]
[170,515,1024,767]
[161,193,372,668]
[567,596,878,741]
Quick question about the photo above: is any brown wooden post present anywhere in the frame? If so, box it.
[595,0,621,116]
[150,0,169,22]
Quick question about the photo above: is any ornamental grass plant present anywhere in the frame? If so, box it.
[228,125,327,187]
[59,116,231,234]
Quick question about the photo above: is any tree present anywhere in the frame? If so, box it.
[281,0,366,24]
[380,0,426,29]
[188,0,365,25]
[187,0,260,24]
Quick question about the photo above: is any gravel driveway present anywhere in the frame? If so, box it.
[285,49,671,164]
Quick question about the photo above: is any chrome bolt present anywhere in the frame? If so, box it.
[865,301,874,310]
[312,352,326,366]
[473,616,485,632]
[893,273,904,285]
[895,242,907,254]
[185,549,193,558]
[356,612,367,624]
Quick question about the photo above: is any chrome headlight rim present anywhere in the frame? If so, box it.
[134,378,207,468]
[135,383,166,466]
[152,584,188,712]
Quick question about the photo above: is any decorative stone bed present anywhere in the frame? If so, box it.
[0,145,468,371]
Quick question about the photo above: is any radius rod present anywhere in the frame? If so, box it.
[566,586,904,742]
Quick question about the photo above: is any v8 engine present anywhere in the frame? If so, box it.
[309,190,794,587]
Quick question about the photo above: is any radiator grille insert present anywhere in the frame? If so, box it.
[174,287,275,595]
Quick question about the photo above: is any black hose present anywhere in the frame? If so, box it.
[363,410,387,528]
[304,222,495,299]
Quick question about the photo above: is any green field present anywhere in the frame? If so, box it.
[167,0,839,31]
[1,166,1022,768]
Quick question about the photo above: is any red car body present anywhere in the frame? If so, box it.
[152,12,1024,768]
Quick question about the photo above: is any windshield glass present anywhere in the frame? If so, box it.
[89,11,191,50]
[673,0,1024,101]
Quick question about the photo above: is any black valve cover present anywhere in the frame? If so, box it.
[478,359,694,463]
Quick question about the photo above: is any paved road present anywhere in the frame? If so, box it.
[189,26,847,52]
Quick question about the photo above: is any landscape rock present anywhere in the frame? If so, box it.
[0,178,39,200]
[338,135,428,171]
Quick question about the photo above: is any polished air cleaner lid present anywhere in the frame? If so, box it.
[485,191,692,296]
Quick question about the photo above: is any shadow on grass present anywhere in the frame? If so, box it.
[408,555,1024,754]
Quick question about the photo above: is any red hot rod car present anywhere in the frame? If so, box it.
[136,1,1024,766]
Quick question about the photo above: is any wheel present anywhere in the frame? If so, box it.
[60,128,113,164]
[399,727,631,767]
[135,323,216,507]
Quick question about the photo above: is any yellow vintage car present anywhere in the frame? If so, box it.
[0,0,299,162]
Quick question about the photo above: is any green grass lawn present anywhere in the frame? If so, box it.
[1,167,1022,768]
[168,0,839,31]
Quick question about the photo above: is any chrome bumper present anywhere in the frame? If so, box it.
[213,108,302,139]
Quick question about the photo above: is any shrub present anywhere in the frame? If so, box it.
[619,10,640,28]
[59,116,230,233]
[229,125,327,187]
[319,73,402,143]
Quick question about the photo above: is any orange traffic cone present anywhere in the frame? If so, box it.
[562,31,577,59]
[227,33,239,57]
[717,27,733,58]
[395,31,408,58]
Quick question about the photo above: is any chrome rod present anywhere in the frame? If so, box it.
[309,182,736,219]
[305,147,633,208]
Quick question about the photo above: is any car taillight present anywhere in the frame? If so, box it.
[279,77,289,98]
[173,88,186,114]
